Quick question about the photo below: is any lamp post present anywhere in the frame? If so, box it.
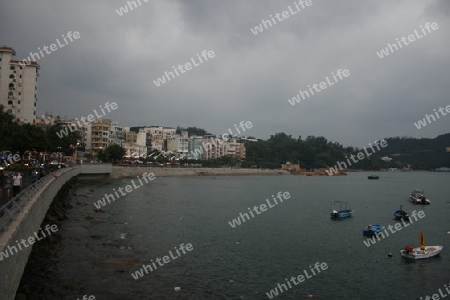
[57,146,62,169]
[99,146,103,163]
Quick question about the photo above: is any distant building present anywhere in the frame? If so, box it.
[0,46,40,124]
[380,156,392,162]
[446,147,450,153]
[281,163,301,172]
[226,138,246,159]
[110,121,125,146]
[167,131,188,157]
[86,119,111,152]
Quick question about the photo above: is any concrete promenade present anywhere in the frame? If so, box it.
[0,164,111,300]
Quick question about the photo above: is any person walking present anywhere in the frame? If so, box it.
[4,174,12,198]
[12,172,22,197]
[31,168,39,183]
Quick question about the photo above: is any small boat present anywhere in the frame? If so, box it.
[394,205,409,221]
[368,175,379,180]
[400,231,442,259]
[363,224,383,236]
[409,189,430,205]
[330,201,354,219]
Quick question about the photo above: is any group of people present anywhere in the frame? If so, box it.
[4,172,23,198]
[3,168,44,199]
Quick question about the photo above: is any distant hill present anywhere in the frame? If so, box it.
[243,133,450,170]
[373,133,450,170]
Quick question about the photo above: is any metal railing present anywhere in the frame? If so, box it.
[0,167,77,232]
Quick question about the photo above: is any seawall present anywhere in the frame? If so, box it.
[110,166,289,179]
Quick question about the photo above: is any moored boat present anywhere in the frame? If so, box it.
[331,209,354,219]
[394,205,409,221]
[409,189,430,205]
[330,201,354,219]
[400,231,442,259]
[363,224,383,236]
[368,175,379,180]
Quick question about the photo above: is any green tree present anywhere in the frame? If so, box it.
[11,124,48,155]
[0,105,19,151]
[47,124,80,155]
[104,144,126,163]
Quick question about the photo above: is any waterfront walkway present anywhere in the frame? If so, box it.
[0,164,111,300]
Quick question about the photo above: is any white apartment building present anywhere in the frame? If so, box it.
[110,121,125,146]
[137,126,177,151]
[200,137,227,160]
[225,138,246,159]
[167,130,189,157]
[0,46,39,124]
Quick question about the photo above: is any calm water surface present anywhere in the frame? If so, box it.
[21,171,450,299]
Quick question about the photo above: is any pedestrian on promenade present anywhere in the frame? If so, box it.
[31,169,39,183]
[12,172,22,197]
[4,174,12,198]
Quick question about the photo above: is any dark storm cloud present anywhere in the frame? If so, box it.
[1,0,449,146]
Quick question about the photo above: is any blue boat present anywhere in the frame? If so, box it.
[330,201,354,219]
[363,224,383,236]
[394,205,409,221]
[331,209,354,219]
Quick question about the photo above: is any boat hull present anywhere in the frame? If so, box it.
[394,210,409,221]
[331,209,354,219]
[363,225,383,237]
[400,246,443,259]
[409,189,430,204]
[409,197,430,205]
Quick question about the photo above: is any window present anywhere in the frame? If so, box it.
[10,66,15,70]
[9,74,14,78]
[8,91,13,97]
[8,100,12,105]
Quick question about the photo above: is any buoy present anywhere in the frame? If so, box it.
[174,287,180,291]
[388,253,393,257]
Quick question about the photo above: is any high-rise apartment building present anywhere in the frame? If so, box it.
[0,46,39,123]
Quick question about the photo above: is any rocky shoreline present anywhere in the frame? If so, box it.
[15,178,75,299]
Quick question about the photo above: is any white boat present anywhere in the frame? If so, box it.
[409,189,430,205]
[400,231,442,259]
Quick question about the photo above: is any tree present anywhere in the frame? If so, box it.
[104,144,126,163]
[47,124,79,155]
[0,105,19,151]
[11,124,48,155]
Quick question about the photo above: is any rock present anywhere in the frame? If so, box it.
[90,234,104,240]
[102,241,120,247]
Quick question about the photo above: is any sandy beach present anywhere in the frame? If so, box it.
[110,166,290,179]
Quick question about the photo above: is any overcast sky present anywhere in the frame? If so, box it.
[1,0,449,147]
